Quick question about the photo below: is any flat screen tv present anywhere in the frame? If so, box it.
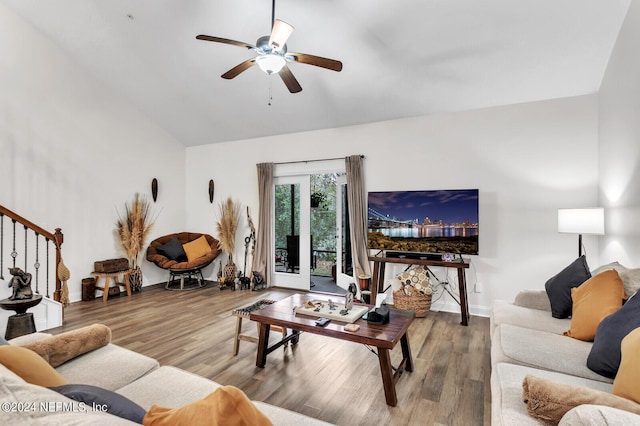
[367,189,479,256]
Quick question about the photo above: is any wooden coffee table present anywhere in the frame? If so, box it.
[249,293,415,406]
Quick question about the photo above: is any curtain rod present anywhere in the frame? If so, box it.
[275,155,364,166]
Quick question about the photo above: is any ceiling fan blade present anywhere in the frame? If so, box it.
[287,52,342,72]
[279,65,302,93]
[221,59,257,79]
[196,35,255,50]
[269,19,294,50]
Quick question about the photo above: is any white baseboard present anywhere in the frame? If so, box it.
[430,299,490,318]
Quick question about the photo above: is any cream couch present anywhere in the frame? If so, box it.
[490,289,639,425]
[0,332,331,425]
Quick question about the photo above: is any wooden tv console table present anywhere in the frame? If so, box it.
[368,256,471,326]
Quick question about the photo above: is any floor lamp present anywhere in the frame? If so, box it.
[558,208,605,257]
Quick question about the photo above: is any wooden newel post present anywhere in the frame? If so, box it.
[54,228,64,302]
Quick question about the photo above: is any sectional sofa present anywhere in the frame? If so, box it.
[1,330,331,425]
[490,260,640,425]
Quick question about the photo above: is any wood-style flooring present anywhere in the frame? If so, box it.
[49,283,491,425]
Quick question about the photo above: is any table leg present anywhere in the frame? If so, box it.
[124,272,132,296]
[102,277,110,302]
[457,268,470,326]
[371,261,380,302]
[233,317,243,356]
[377,348,398,406]
[256,323,271,368]
[378,262,386,294]
[400,333,414,372]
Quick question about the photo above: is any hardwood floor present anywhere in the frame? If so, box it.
[50,283,491,425]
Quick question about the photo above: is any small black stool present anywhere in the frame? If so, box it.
[0,295,43,340]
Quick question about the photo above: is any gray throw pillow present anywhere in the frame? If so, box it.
[619,268,640,297]
[544,256,591,319]
[48,384,146,423]
[157,236,187,262]
[587,291,640,379]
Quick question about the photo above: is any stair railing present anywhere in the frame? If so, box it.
[0,204,64,302]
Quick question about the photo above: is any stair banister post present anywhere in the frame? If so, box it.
[53,228,64,302]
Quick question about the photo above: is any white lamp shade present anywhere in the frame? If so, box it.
[269,19,294,51]
[558,208,605,235]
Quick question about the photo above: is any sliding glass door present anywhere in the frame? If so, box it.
[271,161,351,293]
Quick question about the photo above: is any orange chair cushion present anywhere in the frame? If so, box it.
[183,235,213,263]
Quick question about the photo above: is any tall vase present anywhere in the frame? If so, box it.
[129,267,143,292]
[223,263,237,283]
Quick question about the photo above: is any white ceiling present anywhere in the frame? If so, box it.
[2,0,631,146]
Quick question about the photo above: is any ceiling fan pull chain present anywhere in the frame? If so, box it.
[268,75,273,106]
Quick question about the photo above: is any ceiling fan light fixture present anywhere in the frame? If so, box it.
[269,19,294,51]
[256,54,286,74]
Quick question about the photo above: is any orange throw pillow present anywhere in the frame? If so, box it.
[564,270,624,341]
[613,327,640,404]
[0,345,67,387]
[182,236,212,263]
[143,386,272,426]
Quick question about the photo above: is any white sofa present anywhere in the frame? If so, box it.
[490,288,639,425]
[1,332,331,425]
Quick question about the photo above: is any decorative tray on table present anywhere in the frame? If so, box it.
[294,299,368,324]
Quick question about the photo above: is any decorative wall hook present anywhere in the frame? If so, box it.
[151,178,158,202]
[209,180,215,203]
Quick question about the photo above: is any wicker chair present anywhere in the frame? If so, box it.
[146,232,220,290]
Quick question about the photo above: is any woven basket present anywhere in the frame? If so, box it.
[393,289,432,318]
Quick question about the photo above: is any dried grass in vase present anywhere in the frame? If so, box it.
[216,197,241,265]
[116,193,155,270]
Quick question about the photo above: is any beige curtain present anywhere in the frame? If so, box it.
[345,155,371,279]
[254,162,274,287]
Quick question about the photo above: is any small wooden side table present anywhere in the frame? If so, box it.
[91,269,133,302]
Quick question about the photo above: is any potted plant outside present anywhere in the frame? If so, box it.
[311,191,327,208]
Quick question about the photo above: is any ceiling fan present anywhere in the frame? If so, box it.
[196,0,342,93]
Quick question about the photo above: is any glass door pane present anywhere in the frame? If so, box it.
[335,175,353,288]
[275,183,299,275]
[273,175,310,290]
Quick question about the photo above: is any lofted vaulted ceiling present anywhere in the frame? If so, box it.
[1,0,631,146]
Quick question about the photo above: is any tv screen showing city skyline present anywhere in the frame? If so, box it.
[367,189,479,255]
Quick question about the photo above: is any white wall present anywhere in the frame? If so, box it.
[599,0,640,267]
[0,4,186,303]
[186,95,600,314]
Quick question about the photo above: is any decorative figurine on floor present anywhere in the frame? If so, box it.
[8,267,33,300]
[252,271,265,291]
[239,275,251,290]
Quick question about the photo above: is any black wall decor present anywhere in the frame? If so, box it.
[209,180,215,203]
[151,178,158,202]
